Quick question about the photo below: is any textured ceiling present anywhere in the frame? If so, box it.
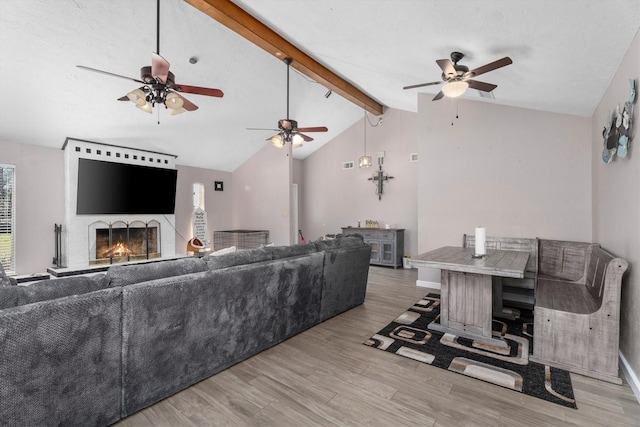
[0,0,638,171]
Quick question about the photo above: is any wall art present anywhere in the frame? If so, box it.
[602,79,636,163]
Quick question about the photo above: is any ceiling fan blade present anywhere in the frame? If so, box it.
[436,59,456,78]
[297,126,328,133]
[403,81,443,90]
[76,65,145,84]
[247,127,279,131]
[297,133,314,142]
[170,92,197,111]
[466,57,512,78]
[151,52,170,84]
[173,84,224,98]
[467,80,498,92]
[432,91,445,101]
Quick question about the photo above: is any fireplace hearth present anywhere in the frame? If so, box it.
[90,220,161,265]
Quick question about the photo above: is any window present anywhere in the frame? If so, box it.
[0,164,15,274]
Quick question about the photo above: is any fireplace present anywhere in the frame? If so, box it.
[61,138,177,269]
[89,220,161,265]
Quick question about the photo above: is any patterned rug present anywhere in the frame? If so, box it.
[364,294,577,409]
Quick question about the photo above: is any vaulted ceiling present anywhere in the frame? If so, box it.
[1,0,638,171]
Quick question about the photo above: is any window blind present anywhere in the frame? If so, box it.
[0,164,15,275]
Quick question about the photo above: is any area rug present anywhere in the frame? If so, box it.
[364,294,577,409]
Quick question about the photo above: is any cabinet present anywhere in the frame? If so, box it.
[341,227,405,269]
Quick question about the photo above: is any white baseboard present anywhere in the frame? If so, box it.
[620,351,640,403]
[416,280,440,290]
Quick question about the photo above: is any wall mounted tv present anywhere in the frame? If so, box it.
[76,158,178,215]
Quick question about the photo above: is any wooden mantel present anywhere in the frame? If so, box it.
[183,0,385,115]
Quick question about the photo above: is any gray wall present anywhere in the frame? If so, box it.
[591,29,639,389]
[300,108,420,255]
[0,140,64,275]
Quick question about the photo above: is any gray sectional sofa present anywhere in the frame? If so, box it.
[0,235,370,426]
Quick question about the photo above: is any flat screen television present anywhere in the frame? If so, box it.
[76,158,178,215]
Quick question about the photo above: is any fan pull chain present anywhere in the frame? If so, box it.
[451,98,460,126]
[451,98,455,126]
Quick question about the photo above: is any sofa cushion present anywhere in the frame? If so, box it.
[0,274,108,310]
[203,247,272,270]
[106,257,207,288]
[265,242,317,260]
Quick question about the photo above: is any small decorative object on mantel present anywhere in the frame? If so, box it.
[602,78,636,163]
[368,156,394,200]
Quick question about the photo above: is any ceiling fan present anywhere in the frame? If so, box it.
[76,0,223,116]
[403,52,512,101]
[248,58,327,149]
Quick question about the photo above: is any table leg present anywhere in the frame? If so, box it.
[429,269,507,348]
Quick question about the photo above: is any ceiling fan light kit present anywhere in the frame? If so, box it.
[271,134,284,148]
[403,51,512,102]
[442,81,469,98]
[248,58,328,149]
[76,0,223,118]
[127,88,147,106]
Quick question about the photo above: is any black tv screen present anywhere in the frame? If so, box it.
[76,158,178,215]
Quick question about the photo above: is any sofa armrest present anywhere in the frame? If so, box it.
[0,287,123,426]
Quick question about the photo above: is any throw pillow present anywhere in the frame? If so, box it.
[207,246,237,257]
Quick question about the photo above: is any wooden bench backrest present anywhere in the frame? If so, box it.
[586,246,628,307]
[538,239,597,282]
[463,235,538,273]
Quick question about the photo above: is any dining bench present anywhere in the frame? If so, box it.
[531,240,628,384]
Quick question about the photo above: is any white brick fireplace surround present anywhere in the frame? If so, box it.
[60,138,177,270]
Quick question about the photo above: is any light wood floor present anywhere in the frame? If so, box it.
[117,266,640,427]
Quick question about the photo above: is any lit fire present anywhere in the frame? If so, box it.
[102,242,132,258]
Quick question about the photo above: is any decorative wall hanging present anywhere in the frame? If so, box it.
[602,78,636,163]
[368,157,394,200]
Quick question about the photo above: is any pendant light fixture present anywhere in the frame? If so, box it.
[359,110,372,168]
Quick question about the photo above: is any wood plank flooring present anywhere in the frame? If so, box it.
[116,266,640,426]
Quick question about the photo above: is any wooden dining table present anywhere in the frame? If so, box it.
[408,246,530,348]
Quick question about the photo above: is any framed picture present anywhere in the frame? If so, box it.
[214,181,224,191]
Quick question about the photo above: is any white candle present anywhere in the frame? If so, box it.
[475,226,486,256]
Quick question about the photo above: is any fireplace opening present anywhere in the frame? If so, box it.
[89,221,161,265]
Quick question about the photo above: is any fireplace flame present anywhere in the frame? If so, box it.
[102,242,132,258]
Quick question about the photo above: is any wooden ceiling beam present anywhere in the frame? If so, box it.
[184,0,385,115]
